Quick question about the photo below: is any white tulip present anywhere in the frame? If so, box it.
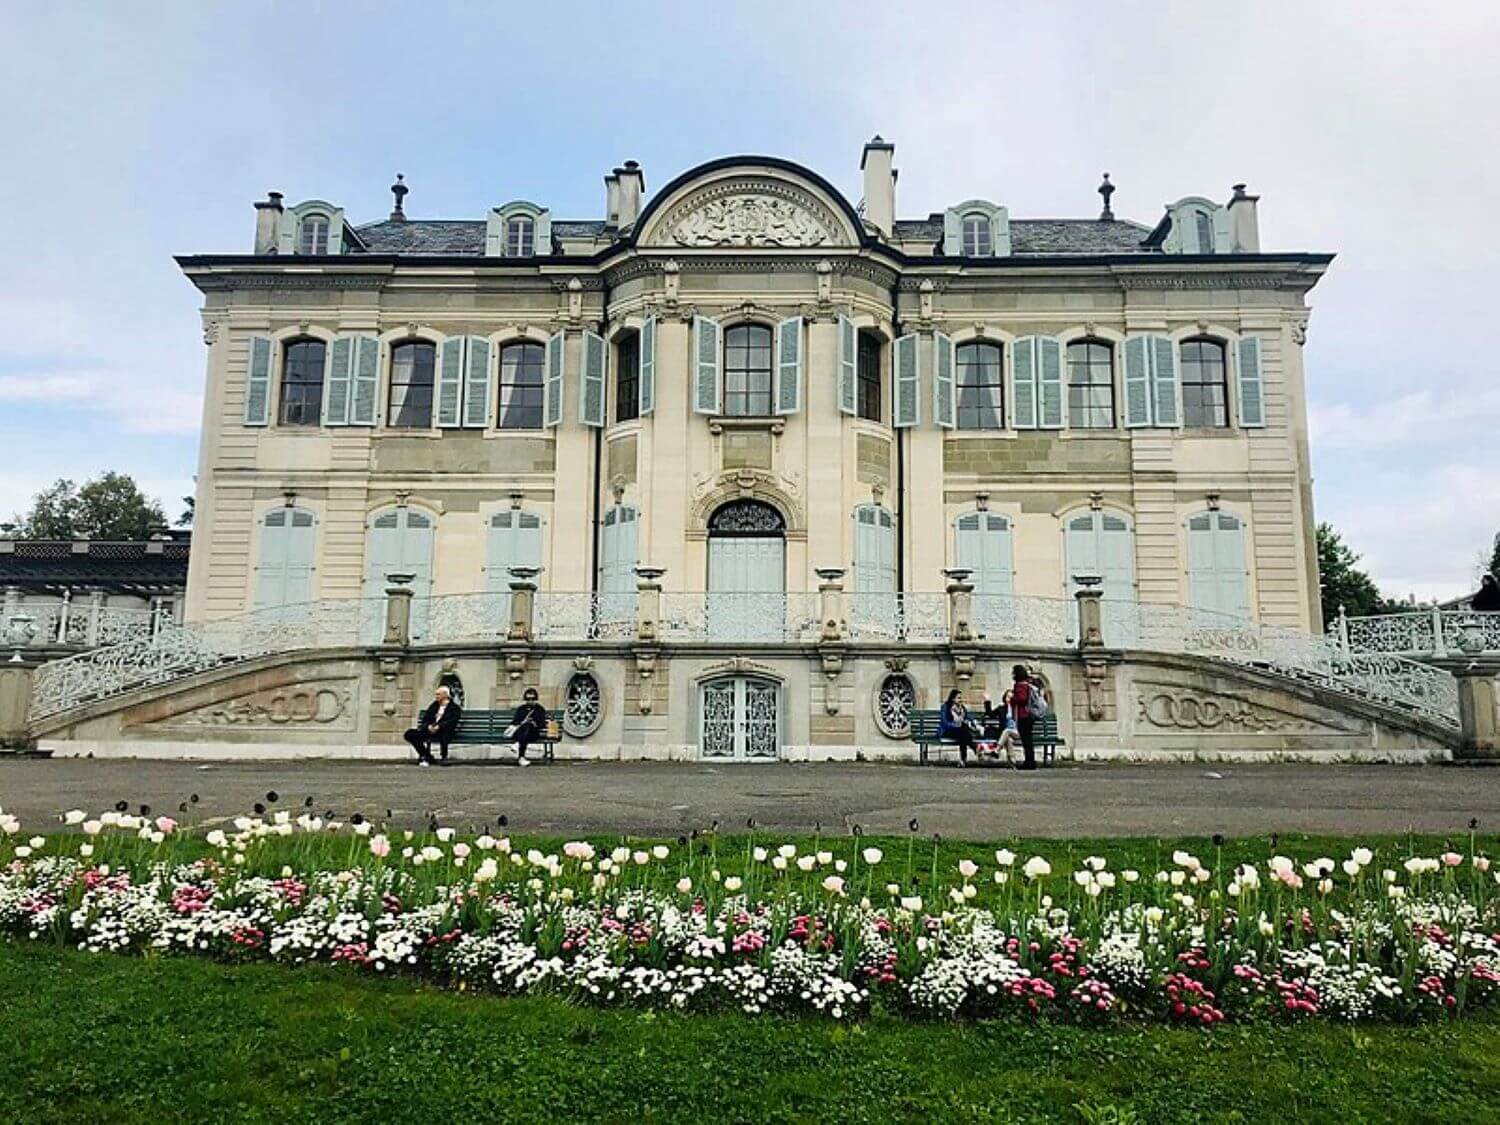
[900,895,923,912]
[82,821,102,837]
[1122,869,1139,883]
[753,847,768,862]
[435,827,455,842]
[816,850,833,866]
[995,849,1016,867]
[676,877,693,894]
[778,844,797,859]
[835,859,847,873]
[862,847,883,865]
[993,871,1008,885]
[885,883,901,896]
[772,856,787,871]
[963,883,977,899]
[723,876,743,892]
[79,843,94,858]
[1085,856,1107,872]
[958,859,979,879]
[1022,856,1051,879]
[1096,871,1116,889]
[1352,847,1374,866]
[64,809,86,825]
[822,875,846,895]
[652,845,669,860]
[632,851,649,866]
[14,846,31,858]
[1170,870,1186,887]
[796,855,816,872]
[1342,860,1361,877]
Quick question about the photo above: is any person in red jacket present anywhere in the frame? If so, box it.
[1008,664,1045,770]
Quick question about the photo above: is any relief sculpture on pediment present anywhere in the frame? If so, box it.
[672,195,829,247]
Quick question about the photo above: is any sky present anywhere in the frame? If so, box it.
[1,0,1497,600]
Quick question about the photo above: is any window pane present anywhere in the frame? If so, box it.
[1066,340,1113,428]
[279,340,325,426]
[857,334,881,421]
[615,333,639,423]
[387,342,436,428]
[498,342,545,428]
[1179,338,1228,428]
[723,325,773,417]
[956,342,1003,429]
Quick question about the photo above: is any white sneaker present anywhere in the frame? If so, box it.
[418,760,430,768]
[517,756,529,767]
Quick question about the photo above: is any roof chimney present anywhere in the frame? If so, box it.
[604,168,622,229]
[616,161,645,230]
[860,136,896,237]
[1227,183,1260,252]
[253,191,284,254]
[389,174,409,223]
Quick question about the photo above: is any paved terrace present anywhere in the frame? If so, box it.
[0,760,1495,838]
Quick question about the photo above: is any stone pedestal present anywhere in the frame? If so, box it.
[0,661,35,750]
[508,581,537,642]
[383,574,415,647]
[1455,668,1500,760]
[1075,587,1105,650]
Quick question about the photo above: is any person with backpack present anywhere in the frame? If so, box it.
[1009,664,1048,770]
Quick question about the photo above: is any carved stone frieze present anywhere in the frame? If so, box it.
[161,681,357,731]
[1136,689,1355,734]
[658,180,846,248]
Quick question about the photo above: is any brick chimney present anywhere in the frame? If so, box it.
[860,136,896,237]
[254,191,284,254]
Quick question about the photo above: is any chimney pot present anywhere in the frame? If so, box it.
[1226,183,1261,252]
[616,161,646,230]
[860,136,896,237]
[253,191,284,253]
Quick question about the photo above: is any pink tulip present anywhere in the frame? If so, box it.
[1442,852,1463,867]
[154,817,177,834]
[369,834,391,858]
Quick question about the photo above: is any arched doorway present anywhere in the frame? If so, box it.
[707,499,785,640]
[700,675,780,759]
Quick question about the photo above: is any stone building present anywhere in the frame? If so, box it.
[146,139,1374,762]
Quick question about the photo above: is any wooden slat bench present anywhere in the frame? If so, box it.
[910,709,1064,766]
[437,708,563,763]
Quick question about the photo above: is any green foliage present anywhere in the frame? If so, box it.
[1489,533,1500,581]
[4,943,1498,1123]
[1316,522,1386,623]
[178,494,194,528]
[10,472,167,541]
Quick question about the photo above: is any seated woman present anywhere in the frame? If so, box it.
[981,690,1022,763]
[938,688,977,767]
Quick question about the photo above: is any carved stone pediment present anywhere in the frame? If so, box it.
[644,177,852,249]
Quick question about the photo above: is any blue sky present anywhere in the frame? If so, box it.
[3,1,1497,599]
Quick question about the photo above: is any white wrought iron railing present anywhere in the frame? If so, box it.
[3,603,163,649]
[27,590,1460,730]
[1111,601,1459,728]
[30,599,382,719]
[1333,608,1500,658]
[660,592,822,643]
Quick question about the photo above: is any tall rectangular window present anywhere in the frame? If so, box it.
[615,333,640,423]
[956,342,1004,430]
[498,342,546,429]
[724,324,773,417]
[856,333,881,422]
[1180,339,1229,428]
[1066,340,1114,429]
[387,341,436,428]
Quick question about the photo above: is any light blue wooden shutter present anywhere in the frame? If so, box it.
[1151,336,1180,427]
[776,316,803,415]
[436,337,464,428]
[464,336,491,428]
[893,333,919,427]
[932,332,955,429]
[837,315,857,415]
[1099,514,1135,600]
[544,330,565,428]
[1037,337,1064,429]
[1188,512,1249,617]
[244,335,272,426]
[638,317,656,416]
[1123,337,1151,428]
[350,335,380,426]
[323,336,353,426]
[693,316,720,415]
[956,513,1014,598]
[486,510,544,592]
[1013,337,1038,429]
[942,210,962,256]
[580,330,606,427]
[1187,512,1217,613]
[598,505,639,593]
[852,506,896,593]
[1236,336,1265,428]
[281,509,316,605]
[255,509,288,608]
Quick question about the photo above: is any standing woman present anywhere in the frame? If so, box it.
[1009,665,1044,771]
[939,688,976,767]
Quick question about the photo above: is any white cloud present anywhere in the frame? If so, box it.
[0,367,201,434]
[0,373,100,402]
[1309,389,1500,451]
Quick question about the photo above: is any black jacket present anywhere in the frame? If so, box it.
[419,699,463,738]
[511,701,548,731]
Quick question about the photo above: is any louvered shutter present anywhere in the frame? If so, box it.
[776,316,803,415]
[837,315,857,415]
[638,316,656,416]
[323,336,353,426]
[853,507,877,592]
[1065,514,1100,592]
[932,332,955,429]
[350,336,380,425]
[580,330,606,427]
[282,510,316,605]
[255,510,287,608]
[244,335,272,426]
[1013,337,1038,429]
[1187,512,1216,612]
[1099,514,1135,600]
[544,330,565,428]
[1236,336,1265,428]
[893,333,919,427]
[436,337,464,427]
[463,337,491,428]
[1037,337,1064,429]
[1123,336,1151,427]
[1150,336,1180,427]
[487,510,545,592]
[692,316,720,414]
[1214,513,1250,618]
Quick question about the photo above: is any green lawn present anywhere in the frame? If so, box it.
[6,941,1499,1124]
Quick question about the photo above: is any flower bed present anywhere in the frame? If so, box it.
[2,805,1498,1025]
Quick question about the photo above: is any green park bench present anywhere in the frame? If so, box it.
[909,709,1063,766]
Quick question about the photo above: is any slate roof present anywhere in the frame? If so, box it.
[0,539,191,592]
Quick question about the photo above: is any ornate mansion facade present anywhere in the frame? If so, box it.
[169,139,1338,760]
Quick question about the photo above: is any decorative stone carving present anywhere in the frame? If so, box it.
[166,682,356,730]
[563,672,602,737]
[1136,690,1350,734]
[1083,661,1109,721]
[673,195,828,247]
[1291,319,1309,345]
[875,674,916,739]
[201,317,224,346]
[379,657,402,716]
[437,658,465,708]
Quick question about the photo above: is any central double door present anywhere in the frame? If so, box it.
[706,536,785,642]
[700,676,780,760]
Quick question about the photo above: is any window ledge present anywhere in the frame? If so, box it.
[707,416,785,436]
[606,419,645,439]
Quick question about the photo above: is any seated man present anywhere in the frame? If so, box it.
[404,685,462,766]
[508,687,549,767]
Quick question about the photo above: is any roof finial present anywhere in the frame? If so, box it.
[390,173,408,223]
[1097,173,1115,221]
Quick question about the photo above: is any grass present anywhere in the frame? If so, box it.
[5,941,1500,1124]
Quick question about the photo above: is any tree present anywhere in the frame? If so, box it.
[11,472,168,541]
[1489,532,1500,581]
[178,495,195,528]
[1316,522,1385,625]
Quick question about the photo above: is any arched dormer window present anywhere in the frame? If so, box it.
[942,200,1010,257]
[506,216,534,257]
[297,214,329,255]
[279,338,326,426]
[961,213,991,257]
[1179,337,1229,428]
[1160,197,1227,255]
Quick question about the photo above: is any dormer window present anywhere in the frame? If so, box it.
[1194,211,1214,256]
[506,216,534,257]
[961,214,991,257]
[297,215,329,255]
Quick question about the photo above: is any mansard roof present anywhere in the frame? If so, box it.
[0,537,191,593]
